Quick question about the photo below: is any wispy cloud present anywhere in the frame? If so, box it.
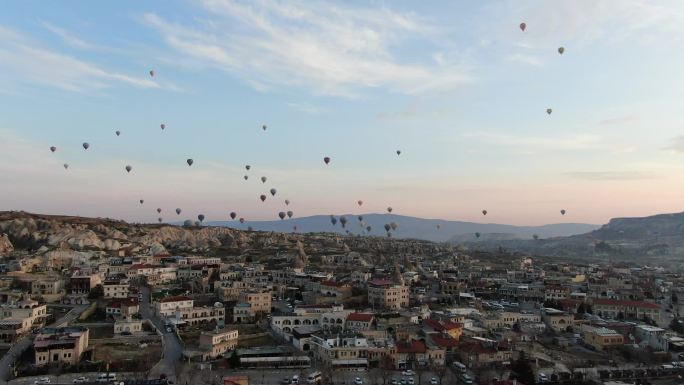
[465,132,603,151]
[599,114,640,126]
[563,171,658,181]
[0,26,159,92]
[506,53,543,67]
[41,22,98,50]
[663,135,684,153]
[286,102,324,115]
[143,0,471,97]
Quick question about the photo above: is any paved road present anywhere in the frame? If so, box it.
[139,285,183,383]
[0,305,88,385]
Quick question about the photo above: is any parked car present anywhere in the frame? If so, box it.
[538,373,548,383]
[282,378,291,385]
[34,378,50,385]
[430,379,439,385]
[402,370,415,377]
[354,378,363,385]
[73,377,88,383]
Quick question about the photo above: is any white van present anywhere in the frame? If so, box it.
[307,371,322,384]
[453,361,467,373]
[292,375,300,384]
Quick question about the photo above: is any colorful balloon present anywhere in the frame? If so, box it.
[230,212,237,220]
[239,218,245,224]
[198,214,205,222]
[396,150,401,156]
[519,22,526,31]
[340,216,348,228]
[279,212,286,220]
[285,199,290,206]
[357,200,363,206]
[63,163,69,169]
[260,194,267,202]
[50,146,56,153]
[387,207,393,213]
[139,199,144,204]
[149,70,155,77]
[270,188,277,196]
[482,210,488,216]
[558,46,565,55]
[323,157,331,165]
[176,208,181,215]
[245,165,251,171]
[125,165,132,173]
[560,209,566,215]
[157,208,162,214]
[158,217,163,223]
[82,142,90,150]
[475,232,481,238]
[390,222,398,231]
[244,175,249,180]
[262,124,267,131]
[287,210,293,218]
[546,108,553,115]
[384,224,391,232]
[115,130,120,136]
[261,176,267,183]
[187,159,194,166]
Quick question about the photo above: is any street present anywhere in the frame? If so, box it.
[138,285,183,383]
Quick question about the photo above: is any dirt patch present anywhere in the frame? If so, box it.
[91,340,162,372]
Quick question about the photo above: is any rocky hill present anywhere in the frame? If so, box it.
[0,211,454,263]
[460,211,684,262]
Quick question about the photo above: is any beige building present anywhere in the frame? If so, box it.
[114,316,143,335]
[592,299,660,322]
[171,303,226,327]
[368,279,409,310]
[103,278,130,299]
[0,299,47,342]
[34,327,89,366]
[238,290,272,314]
[541,308,574,332]
[155,295,194,317]
[199,328,239,360]
[582,326,624,351]
[481,311,541,330]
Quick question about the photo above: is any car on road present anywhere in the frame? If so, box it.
[400,379,408,385]
[73,377,88,383]
[430,378,439,385]
[402,370,415,377]
[460,374,473,385]
[407,378,414,385]
[390,380,399,385]
[538,373,548,383]
[354,377,363,385]
[34,378,50,384]
[282,378,291,384]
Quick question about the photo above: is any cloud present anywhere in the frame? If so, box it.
[563,171,658,181]
[599,114,640,126]
[286,102,324,115]
[506,53,543,67]
[41,22,98,50]
[143,0,472,96]
[0,26,160,92]
[465,132,603,151]
[663,135,684,153]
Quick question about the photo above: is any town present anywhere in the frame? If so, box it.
[1,213,683,385]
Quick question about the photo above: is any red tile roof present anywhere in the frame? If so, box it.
[396,340,427,354]
[427,333,459,348]
[593,298,660,309]
[347,313,374,322]
[368,279,394,287]
[129,263,156,270]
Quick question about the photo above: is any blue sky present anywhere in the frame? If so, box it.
[2,0,684,225]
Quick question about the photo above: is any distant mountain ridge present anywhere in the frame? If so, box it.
[206,213,599,242]
[460,211,684,261]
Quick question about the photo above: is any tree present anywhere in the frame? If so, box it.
[510,351,536,385]
[577,303,586,314]
[617,312,625,321]
[88,284,104,300]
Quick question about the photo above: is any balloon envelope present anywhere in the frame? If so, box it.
[230,212,237,220]
[520,22,526,31]
[125,165,132,173]
[139,199,144,204]
[261,176,267,183]
[558,46,565,55]
[244,175,249,180]
[285,199,290,206]
[357,200,363,206]
[546,108,553,115]
[278,212,286,220]
[482,210,487,215]
[387,207,393,213]
[115,131,120,136]
[82,142,90,150]
[260,195,267,202]
[198,214,205,222]
[50,146,56,153]
[239,218,245,223]
[149,70,155,77]
[270,188,277,196]
[160,124,165,130]
[63,163,69,169]
[560,209,566,215]
[287,210,293,218]
[187,159,193,166]
[245,165,251,170]
[323,157,331,164]
[176,208,181,215]
[157,208,162,213]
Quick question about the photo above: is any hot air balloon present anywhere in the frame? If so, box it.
[558,46,565,55]
[285,199,290,206]
[244,175,249,180]
[340,216,348,228]
[262,124,267,131]
[330,216,338,226]
[198,214,205,222]
[239,218,245,224]
[63,163,69,169]
[396,150,401,156]
[270,188,277,196]
[149,70,155,77]
[357,200,363,206]
[245,165,251,171]
[387,207,393,213]
[125,165,132,173]
[533,234,539,240]
[139,199,144,204]
[560,209,566,215]
[82,142,90,150]
[160,124,166,130]
[50,146,56,153]
[261,176,267,183]
[390,222,398,231]
[115,130,120,136]
[157,208,162,214]
[387,232,392,238]
[230,212,237,220]
[278,212,286,220]
[520,22,526,31]
[384,224,391,232]
[546,108,553,115]
[358,216,363,222]
[436,224,441,230]
[176,208,182,215]
[475,232,481,238]
[287,211,293,218]
[482,210,488,216]
[158,217,163,223]
[260,195,267,202]
[187,159,194,166]
[323,157,331,165]
[293,225,298,232]
[366,226,372,232]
